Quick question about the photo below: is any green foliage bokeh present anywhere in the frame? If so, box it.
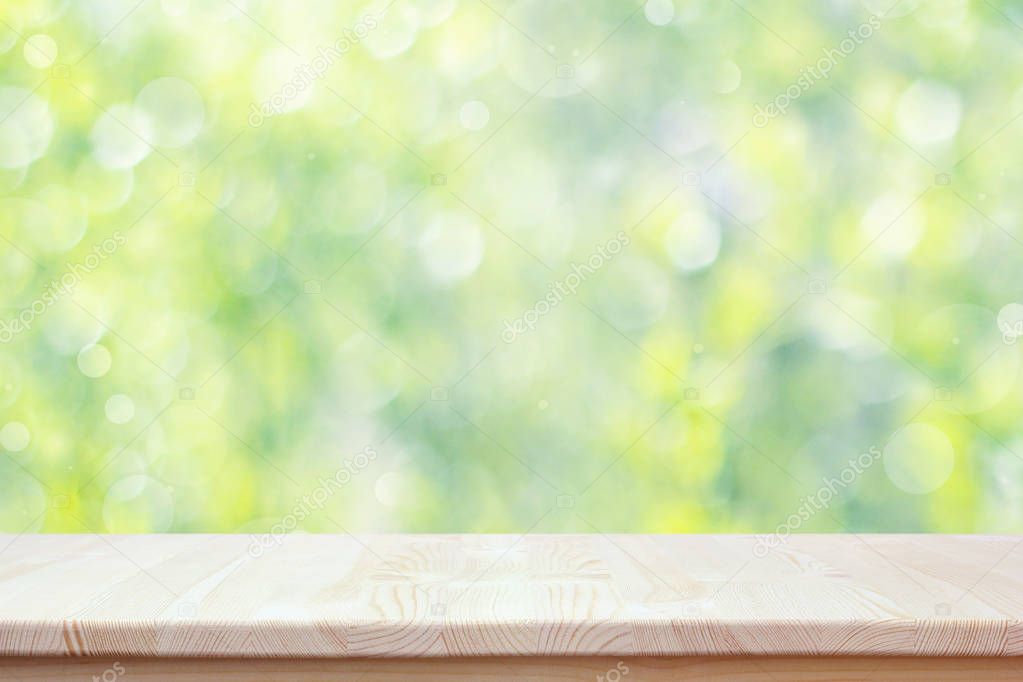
[1,0,1022,535]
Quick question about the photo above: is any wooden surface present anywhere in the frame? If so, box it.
[2,656,1023,681]
[0,534,1020,658]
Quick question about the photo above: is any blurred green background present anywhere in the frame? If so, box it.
[1,0,1022,535]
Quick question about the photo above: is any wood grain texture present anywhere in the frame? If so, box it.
[3,656,1023,681]
[0,534,1020,658]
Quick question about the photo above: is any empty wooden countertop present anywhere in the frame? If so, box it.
[0,534,1020,658]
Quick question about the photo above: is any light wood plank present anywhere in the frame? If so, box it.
[2,656,1023,681]
[0,534,1020,657]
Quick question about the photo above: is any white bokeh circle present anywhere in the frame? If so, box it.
[665,209,721,272]
[883,423,955,494]
[0,87,54,169]
[105,394,136,424]
[459,100,490,130]
[24,34,58,68]
[645,0,675,26]
[135,77,206,147]
[0,422,30,452]
[90,104,154,169]
[896,81,962,146]
[78,344,112,378]
[419,212,485,285]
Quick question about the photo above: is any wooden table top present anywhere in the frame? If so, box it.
[0,534,1020,658]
